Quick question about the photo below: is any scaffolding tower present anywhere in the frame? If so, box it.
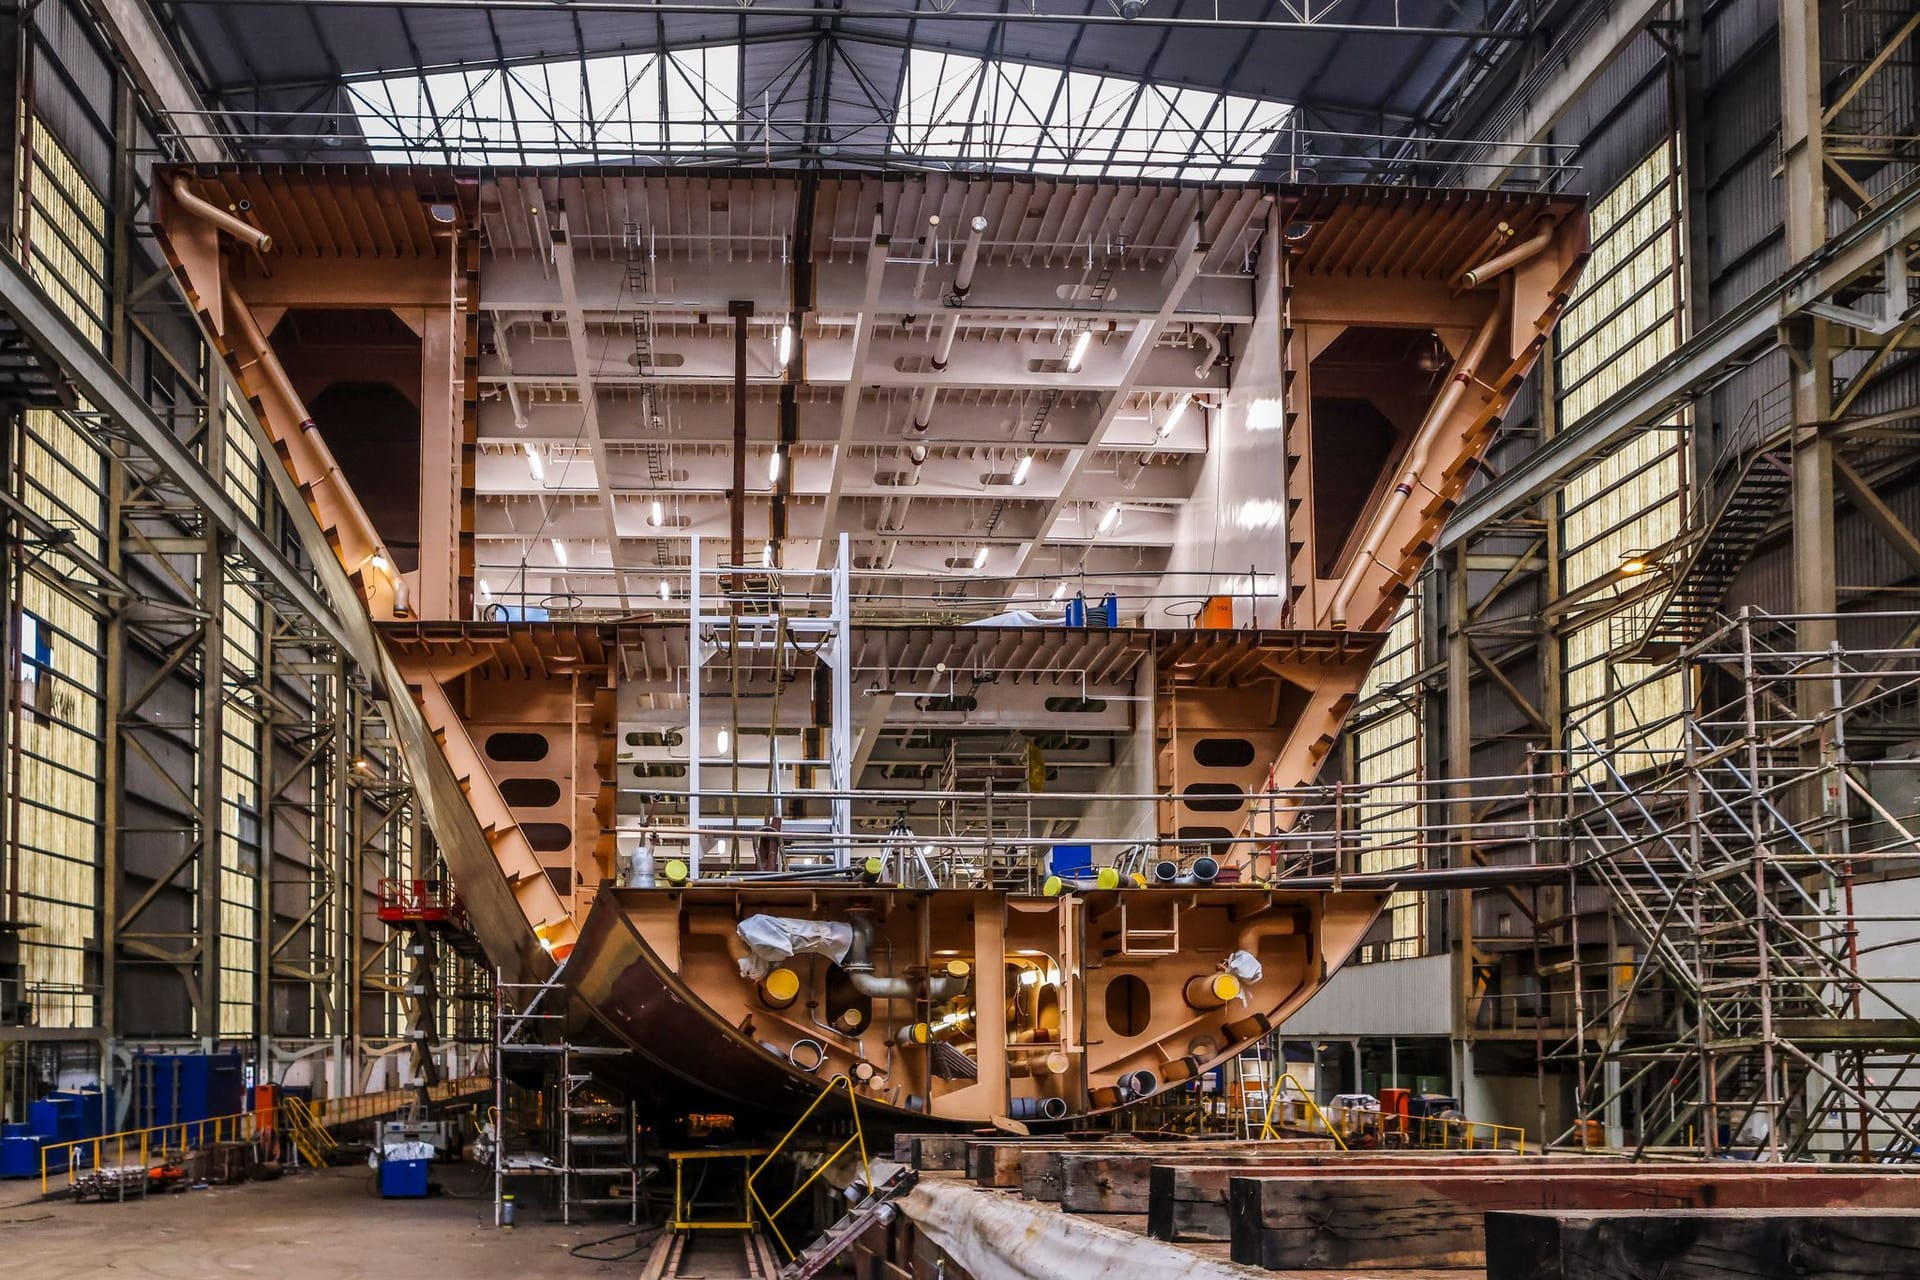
[1554,609,1920,1160]
[492,967,638,1226]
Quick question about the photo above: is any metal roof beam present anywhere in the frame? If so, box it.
[1014,219,1208,577]
[552,208,638,605]
[817,226,891,567]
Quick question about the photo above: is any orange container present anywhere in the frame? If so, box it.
[1200,595,1234,629]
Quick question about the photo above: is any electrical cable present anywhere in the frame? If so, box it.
[569,1224,665,1262]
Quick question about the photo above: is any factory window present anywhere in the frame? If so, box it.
[1555,141,1687,781]
[890,49,1291,179]
[14,609,52,721]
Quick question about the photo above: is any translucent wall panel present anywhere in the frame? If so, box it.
[1351,592,1424,960]
[1556,144,1687,778]
[218,394,266,1038]
[7,122,106,1028]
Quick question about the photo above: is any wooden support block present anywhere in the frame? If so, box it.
[1230,1172,1920,1271]
[961,1136,1063,1185]
[1021,1139,1327,1202]
[900,1133,979,1171]
[1052,1141,1342,1213]
[1147,1153,1617,1240]
[1485,1208,1920,1280]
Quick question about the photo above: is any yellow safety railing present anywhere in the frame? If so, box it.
[1396,1112,1528,1153]
[1258,1081,1527,1154]
[282,1096,338,1168]
[305,1074,491,1127]
[746,1074,871,1260]
[1258,1072,1348,1150]
[39,1108,271,1194]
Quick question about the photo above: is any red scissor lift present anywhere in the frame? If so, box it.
[377,878,486,962]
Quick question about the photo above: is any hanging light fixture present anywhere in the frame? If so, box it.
[1067,330,1092,372]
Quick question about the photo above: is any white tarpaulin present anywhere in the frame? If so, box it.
[1223,949,1263,985]
[900,1176,1265,1279]
[735,915,854,980]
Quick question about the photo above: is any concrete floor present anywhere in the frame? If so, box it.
[2,1165,661,1279]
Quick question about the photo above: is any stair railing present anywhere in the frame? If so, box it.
[746,1073,872,1260]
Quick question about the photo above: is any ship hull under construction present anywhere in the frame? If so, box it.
[155,164,1585,1129]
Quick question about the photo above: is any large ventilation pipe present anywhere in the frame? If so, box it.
[1043,868,1124,896]
[1458,218,1555,289]
[910,218,988,440]
[1327,286,1504,629]
[172,176,272,252]
[1184,971,1242,1010]
[1192,325,1222,379]
[845,912,970,1001]
[951,215,989,300]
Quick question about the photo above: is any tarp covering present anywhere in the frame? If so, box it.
[900,1174,1265,1279]
[735,914,853,981]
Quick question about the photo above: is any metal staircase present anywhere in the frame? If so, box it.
[1558,614,1920,1159]
[1634,437,1792,659]
[776,1166,918,1280]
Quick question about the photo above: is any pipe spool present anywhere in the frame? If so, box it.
[1008,1096,1069,1122]
[1222,1011,1271,1042]
[788,1038,826,1073]
[662,858,690,886]
[1160,1055,1203,1084]
[859,855,885,883]
[1117,1069,1159,1098]
[1152,856,1219,886]
[172,176,273,252]
[1009,1048,1071,1079]
[1042,867,1122,896]
[758,967,801,1010]
[1184,971,1242,1010]
[852,1060,877,1083]
[1459,218,1555,288]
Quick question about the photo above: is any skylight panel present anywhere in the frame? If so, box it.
[888,50,1289,180]
[346,47,741,165]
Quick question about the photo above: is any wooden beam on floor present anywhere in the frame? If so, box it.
[1230,1171,1920,1270]
[1485,1208,1920,1280]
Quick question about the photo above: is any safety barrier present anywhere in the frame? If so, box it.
[1259,1077,1526,1153]
[1258,1072,1347,1150]
[39,1108,270,1193]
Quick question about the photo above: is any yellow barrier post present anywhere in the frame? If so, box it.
[1258,1072,1348,1151]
